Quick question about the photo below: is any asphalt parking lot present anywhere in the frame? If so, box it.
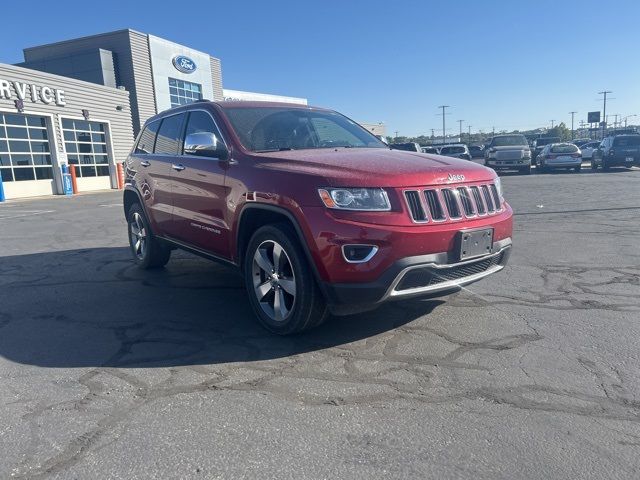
[1,167,640,479]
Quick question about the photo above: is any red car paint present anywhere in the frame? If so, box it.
[124,101,513,311]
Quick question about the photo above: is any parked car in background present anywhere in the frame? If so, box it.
[579,141,600,160]
[439,144,471,160]
[591,134,640,170]
[421,146,440,154]
[390,142,421,152]
[484,134,532,174]
[469,145,485,158]
[532,137,561,162]
[572,138,592,148]
[536,143,582,172]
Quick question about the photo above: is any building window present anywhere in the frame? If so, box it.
[62,119,110,178]
[169,77,202,107]
[0,113,52,182]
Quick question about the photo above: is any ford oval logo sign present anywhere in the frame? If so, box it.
[172,55,197,74]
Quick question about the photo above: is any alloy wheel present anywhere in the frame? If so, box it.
[129,212,147,260]
[252,240,297,322]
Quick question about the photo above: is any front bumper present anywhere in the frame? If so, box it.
[323,238,511,313]
[486,158,531,168]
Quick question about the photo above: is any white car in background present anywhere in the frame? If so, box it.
[579,141,600,160]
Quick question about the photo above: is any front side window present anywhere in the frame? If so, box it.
[183,111,222,144]
[155,114,186,155]
[222,107,386,152]
[169,78,202,108]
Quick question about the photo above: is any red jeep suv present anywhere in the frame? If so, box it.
[124,101,513,334]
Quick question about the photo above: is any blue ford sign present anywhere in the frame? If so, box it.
[172,55,197,74]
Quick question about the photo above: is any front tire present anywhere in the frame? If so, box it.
[127,203,171,269]
[574,165,582,173]
[243,223,328,335]
[519,165,531,175]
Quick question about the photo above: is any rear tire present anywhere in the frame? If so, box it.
[243,223,328,335]
[127,203,171,269]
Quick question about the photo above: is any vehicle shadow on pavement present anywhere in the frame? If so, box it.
[0,247,442,368]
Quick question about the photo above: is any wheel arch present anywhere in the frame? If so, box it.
[235,204,328,297]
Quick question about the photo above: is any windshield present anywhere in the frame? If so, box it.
[222,107,386,152]
[440,146,465,154]
[492,135,527,147]
[551,144,579,154]
[613,136,640,147]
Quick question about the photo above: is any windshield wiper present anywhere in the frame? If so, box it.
[254,147,294,153]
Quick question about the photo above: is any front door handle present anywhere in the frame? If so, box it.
[172,164,185,172]
[140,160,151,167]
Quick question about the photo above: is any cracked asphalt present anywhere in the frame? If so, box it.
[1,167,639,479]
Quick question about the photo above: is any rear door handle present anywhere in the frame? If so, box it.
[140,160,151,167]
[172,164,185,172]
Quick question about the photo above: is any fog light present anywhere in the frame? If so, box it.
[342,244,379,263]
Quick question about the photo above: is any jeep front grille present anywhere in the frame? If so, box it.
[404,181,502,223]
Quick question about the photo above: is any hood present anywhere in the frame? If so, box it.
[250,147,494,187]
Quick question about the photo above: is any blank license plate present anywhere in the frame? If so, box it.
[459,228,494,261]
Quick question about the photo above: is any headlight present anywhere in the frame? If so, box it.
[494,177,503,199]
[318,188,391,211]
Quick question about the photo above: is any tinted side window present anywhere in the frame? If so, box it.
[135,120,160,154]
[155,113,186,155]
[183,110,222,146]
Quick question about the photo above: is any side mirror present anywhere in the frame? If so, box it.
[184,132,229,160]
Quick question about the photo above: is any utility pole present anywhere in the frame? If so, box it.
[598,90,612,140]
[394,131,399,141]
[430,129,435,140]
[569,111,577,140]
[438,105,449,144]
[492,126,495,136]
[550,120,555,129]
[457,119,464,142]
[468,125,472,144]
[613,114,620,133]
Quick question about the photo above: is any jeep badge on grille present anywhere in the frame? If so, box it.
[447,173,465,182]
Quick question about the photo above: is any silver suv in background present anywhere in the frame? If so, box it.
[484,134,532,174]
[439,144,471,160]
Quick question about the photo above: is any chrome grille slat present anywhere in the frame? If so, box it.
[469,186,486,215]
[441,188,462,219]
[457,187,475,217]
[481,185,495,213]
[490,185,502,211]
[404,190,427,222]
[424,189,445,221]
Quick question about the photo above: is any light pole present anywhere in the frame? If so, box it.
[457,119,464,142]
[468,125,472,144]
[550,119,555,129]
[438,105,449,144]
[569,111,577,140]
[598,90,612,139]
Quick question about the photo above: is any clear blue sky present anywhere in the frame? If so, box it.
[1,0,638,136]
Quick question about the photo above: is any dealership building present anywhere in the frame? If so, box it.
[0,29,381,200]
